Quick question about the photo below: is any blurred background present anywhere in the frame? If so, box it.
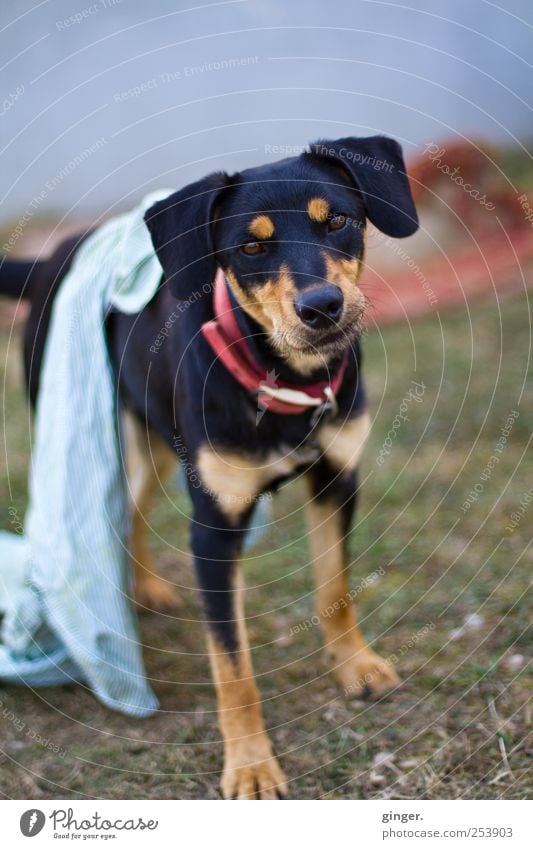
[1,0,532,313]
[0,0,531,801]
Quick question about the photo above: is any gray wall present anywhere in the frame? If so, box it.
[1,0,532,221]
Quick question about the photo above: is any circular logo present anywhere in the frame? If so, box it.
[20,809,46,837]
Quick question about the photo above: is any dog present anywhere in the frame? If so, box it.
[0,135,418,799]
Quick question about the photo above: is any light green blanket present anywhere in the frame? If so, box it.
[0,190,172,716]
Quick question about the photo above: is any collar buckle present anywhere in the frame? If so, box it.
[309,386,338,428]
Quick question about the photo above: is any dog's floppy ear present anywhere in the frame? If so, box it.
[144,172,230,299]
[308,136,418,237]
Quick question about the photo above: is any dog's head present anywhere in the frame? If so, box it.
[145,136,418,368]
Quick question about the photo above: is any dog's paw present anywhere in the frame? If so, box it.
[334,647,400,698]
[134,576,180,613]
[221,737,287,800]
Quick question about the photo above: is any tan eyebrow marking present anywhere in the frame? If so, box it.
[248,214,275,240]
[307,197,330,223]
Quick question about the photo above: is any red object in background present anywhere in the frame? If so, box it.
[363,227,533,327]
[407,140,528,235]
[409,140,493,199]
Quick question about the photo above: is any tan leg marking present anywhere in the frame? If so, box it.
[208,569,287,799]
[317,411,371,473]
[304,493,400,697]
[124,411,179,611]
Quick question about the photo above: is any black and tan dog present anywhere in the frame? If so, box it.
[1,135,418,799]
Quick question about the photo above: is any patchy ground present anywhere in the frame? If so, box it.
[0,291,531,800]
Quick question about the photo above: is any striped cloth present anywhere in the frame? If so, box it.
[0,190,173,717]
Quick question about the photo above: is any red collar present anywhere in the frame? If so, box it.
[201,269,348,416]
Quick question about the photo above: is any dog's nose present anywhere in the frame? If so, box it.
[294,285,344,329]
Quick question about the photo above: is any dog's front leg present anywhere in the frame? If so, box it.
[191,492,287,799]
[305,458,400,698]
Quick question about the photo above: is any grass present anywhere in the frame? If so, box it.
[0,291,531,800]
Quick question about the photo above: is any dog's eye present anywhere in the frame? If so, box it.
[241,241,265,255]
[328,213,347,232]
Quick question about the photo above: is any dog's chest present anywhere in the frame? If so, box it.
[196,439,320,521]
[265,442,322,482]
[196,412,369,521]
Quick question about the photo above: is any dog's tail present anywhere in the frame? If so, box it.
[0,257,42,300]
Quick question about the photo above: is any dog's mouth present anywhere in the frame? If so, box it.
[281,303,366,354]
[294,327,349,353]
[270,312,365,364]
